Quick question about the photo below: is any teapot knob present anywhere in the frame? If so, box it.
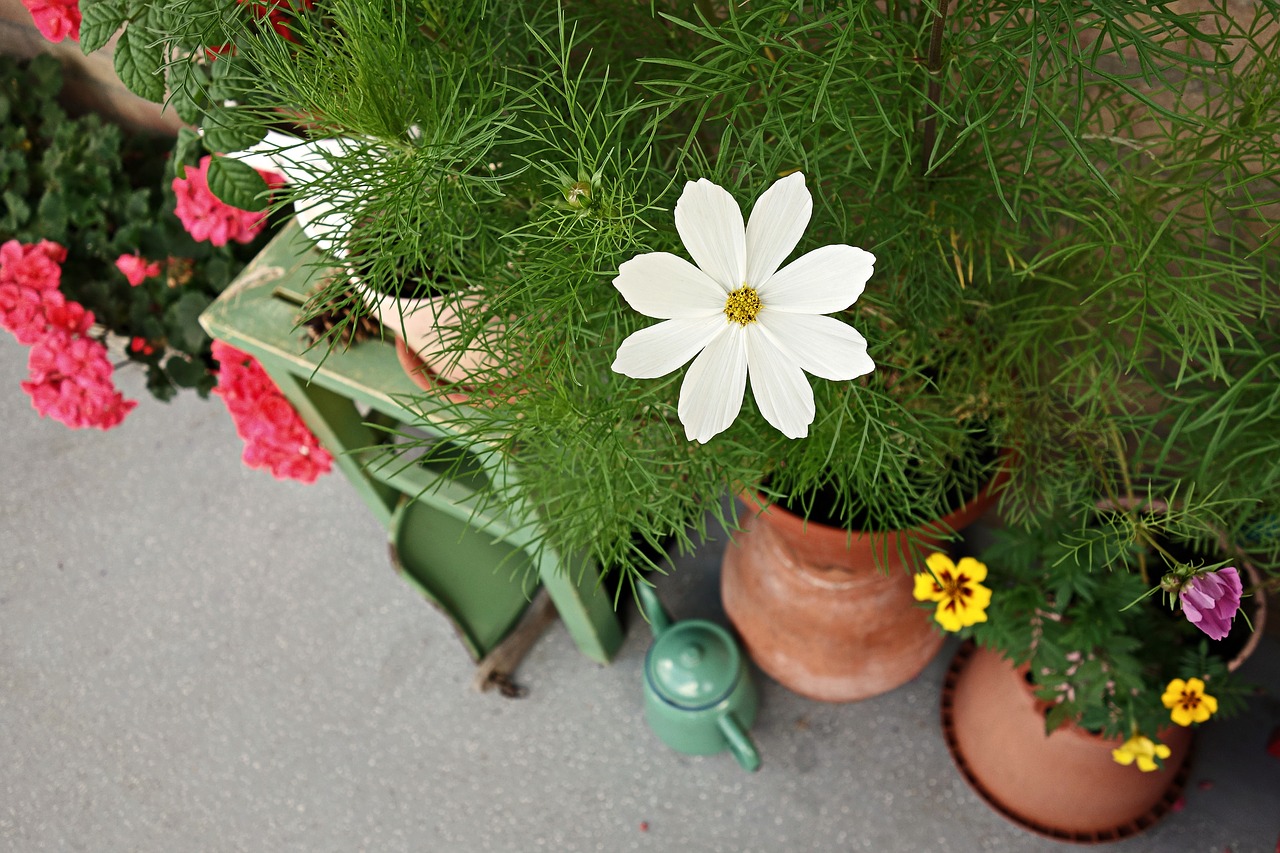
[679,643,705,668]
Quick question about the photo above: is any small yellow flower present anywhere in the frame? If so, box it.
[1161,677,1218,727]
[1111,734,1172,772]
[913,553,992,632]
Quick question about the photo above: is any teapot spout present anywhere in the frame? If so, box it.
[718,713,761,773]
[635,583,671,638]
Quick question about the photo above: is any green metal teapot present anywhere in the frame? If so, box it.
[637,584,760,772]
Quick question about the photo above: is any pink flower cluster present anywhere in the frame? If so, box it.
[115,253,161,286]
[0,239,137,430]
[212,341,332,483]
[172,156,283,247]
[20,0,79,43]
[0,239,67,344]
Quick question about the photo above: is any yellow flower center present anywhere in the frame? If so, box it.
[937,570,973,612]
[1178,690,1201,711]
[724,286,762,326]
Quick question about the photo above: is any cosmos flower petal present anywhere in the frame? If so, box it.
[611,172,877,442]
[760,245,876,314]
[744,325,815,440]
[758,312,875,381]
[1182,587,1213,611]
[744,172,811,286]
[613,252,728,319]
[678,327,747,443]
[675,179,745,290]
[612,316,726,379]
[1179,567,1241,641]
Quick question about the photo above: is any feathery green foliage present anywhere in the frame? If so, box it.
[112,0,1279,600]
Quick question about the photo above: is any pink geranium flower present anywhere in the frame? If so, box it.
[1180,566,1243,641]
[1,287,66,344]
[115,253,162,286]
[212,341,332,483]
[172,156,283,247]
[42,298,93,336]
[20,0,80,42]
[22,320,137,430]
[0,239,68,343]
[0,239,66,290]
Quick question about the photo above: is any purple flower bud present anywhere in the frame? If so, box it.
[1179,567,1242,641]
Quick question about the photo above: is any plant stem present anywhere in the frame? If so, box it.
[1106,422,1135,508]
[1105,422,1148,584]
[920,0,952,174]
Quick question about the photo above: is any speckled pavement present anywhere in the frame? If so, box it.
[2,331,1278,853]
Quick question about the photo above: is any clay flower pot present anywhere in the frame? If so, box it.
[941,643,1193,843]
[363,285,498,387]
[394,338,475,406]
[720,472,1004,702]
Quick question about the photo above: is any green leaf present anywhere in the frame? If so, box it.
[165,354,211,388]
[205,155,269,212]
[164,291,212,353]
[35,191,67,236]
[201,107,267,156]
[28,54,62,100]
[173,127,201,177]
[168,62,208,126]
[208,53,247,103]
[2,190,31,230]
[113,24,165,103]
[142,362,178,402]
[79,0,127,55]
[203,255,233,290]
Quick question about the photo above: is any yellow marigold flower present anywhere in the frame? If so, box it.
[1162,677,1218,727]
[913,552,992,632]
[1111,734,1172,772]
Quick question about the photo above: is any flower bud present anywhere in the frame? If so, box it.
[564,180,593,209]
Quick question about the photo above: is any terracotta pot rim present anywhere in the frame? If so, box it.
[940,642,1193,844]
[739,460,1011,544]
[1227,557,1267,672]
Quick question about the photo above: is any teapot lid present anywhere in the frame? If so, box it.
[645,620,742,709]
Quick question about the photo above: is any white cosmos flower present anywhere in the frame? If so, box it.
[611,172,876,443]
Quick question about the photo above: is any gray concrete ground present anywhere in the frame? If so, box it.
[2,331,1278,853]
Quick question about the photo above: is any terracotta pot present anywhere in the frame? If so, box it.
[394,337,476,406]
[362,285,498,387]
[720,472,1004,702]
[941,643,1193,843]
